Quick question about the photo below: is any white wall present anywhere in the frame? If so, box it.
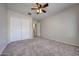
[0,4,8,54]
[40,5,79,46]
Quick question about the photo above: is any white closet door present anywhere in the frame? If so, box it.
[10,14,32,42]
[21,18,30,39]
[10,16,22,42]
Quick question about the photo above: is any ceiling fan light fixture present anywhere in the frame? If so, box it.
[37,9,40,13]
[39,9,42,13]
[31,3,48,14]
[36,9,42,14]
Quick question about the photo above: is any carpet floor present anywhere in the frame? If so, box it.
[1,37,79,56]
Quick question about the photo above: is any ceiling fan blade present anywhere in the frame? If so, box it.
[36,3,42,9]
[31,8,37,10]
[39,4,42,8]
[43,3,48,8]
[42,10,46,13]
[36,3,40,7]
[36,3,39,6]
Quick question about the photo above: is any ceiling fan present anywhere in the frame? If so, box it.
[31,3,49,14]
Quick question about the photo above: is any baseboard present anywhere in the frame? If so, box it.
[40,36,79,47]
[0,43,8,55]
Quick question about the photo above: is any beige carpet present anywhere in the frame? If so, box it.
[1,37,79,56]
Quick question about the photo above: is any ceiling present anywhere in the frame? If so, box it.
[7,3,76,20]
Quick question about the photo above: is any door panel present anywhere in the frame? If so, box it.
[10,14,32,42]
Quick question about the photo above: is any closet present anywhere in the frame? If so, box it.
[9,10,33,42]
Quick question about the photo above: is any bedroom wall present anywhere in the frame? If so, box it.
[0,4,8,54]
[40,5,79,46]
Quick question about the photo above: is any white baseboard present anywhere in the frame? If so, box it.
[0,43,8,55]
[40,36,79,47]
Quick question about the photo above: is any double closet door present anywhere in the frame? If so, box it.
[10,14,33,42]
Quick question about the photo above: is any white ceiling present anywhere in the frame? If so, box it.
[7,3,76,20]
